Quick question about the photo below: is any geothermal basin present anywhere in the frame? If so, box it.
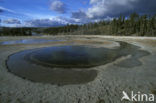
[0,35,156,103]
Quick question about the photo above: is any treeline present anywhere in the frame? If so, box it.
[0,13,156,36]
[0,27,33,36]
[78,13,156,36]
[40,13,156,36]
[111,13,156,36]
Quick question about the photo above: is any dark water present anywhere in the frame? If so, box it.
[6,41,150,85]
[0,39,62,45]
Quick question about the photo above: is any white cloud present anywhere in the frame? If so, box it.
[50,0,66,13]
[3,18,21,24]
[72,0,156,21]
[25,17,80,27]
[87,0,134,19]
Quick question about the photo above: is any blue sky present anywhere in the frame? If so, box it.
[0,0,156,27]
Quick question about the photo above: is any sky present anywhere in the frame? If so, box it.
[0,0,156,27]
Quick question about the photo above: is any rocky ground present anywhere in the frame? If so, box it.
[0,35,156,103]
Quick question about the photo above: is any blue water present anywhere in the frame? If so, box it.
[25,45,114,68]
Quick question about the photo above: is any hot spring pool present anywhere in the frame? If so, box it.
[6,41,150,85]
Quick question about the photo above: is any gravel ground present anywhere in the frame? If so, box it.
[0,35,156,103]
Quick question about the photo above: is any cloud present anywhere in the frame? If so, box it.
[88,0,156,19]
[24,17,82,27]
[0,6,15,14]
[72,10,87,19]
[50,0,66,14]
[71,10,91,23]
[3,19,21,24]
[25,18,66,27]
[72,0,156,21]
[25,19,64,27]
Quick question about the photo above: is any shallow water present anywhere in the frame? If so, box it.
[0,39,62,45]
[6,41,150,85]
